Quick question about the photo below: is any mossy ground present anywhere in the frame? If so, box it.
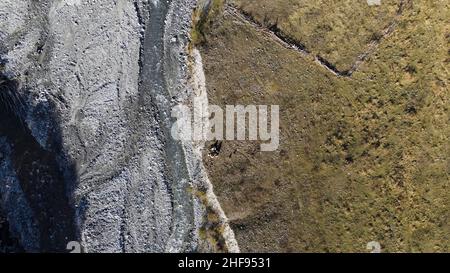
[198,0,449,252]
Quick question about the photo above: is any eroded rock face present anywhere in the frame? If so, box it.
[0,0,237,253]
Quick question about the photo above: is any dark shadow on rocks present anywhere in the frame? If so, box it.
[0,72,78,252]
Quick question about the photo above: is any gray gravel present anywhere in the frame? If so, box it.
[0,0,237,252]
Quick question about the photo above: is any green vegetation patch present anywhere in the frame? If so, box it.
[198,0,449,252]
[233,0,402,72]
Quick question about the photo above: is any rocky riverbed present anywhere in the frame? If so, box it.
[0,0,237,253]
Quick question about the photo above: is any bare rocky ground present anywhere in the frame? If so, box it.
[0,0,237,253]
[197,0,448,252]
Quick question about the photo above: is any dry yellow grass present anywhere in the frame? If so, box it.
[233,0,402,72]
[197,0,449,252]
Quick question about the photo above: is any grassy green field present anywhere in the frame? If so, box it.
[196,0,449,252]
[233,0,402,72]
